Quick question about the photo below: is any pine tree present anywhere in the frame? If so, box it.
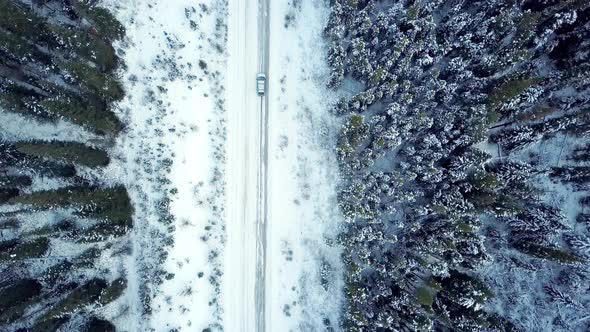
[0,2,128,329]
[15,141,110,167]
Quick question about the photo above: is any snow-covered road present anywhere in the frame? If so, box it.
[225,0,265,331]
[257,0,270,329]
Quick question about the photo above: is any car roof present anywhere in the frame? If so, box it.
[257,73,266,79]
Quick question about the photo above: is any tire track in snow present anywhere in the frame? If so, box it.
[257,0,270,330]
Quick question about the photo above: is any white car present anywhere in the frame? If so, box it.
[256,73,266,96]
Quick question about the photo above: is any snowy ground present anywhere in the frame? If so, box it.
[265,0,345,330]
[480,133,590,331]
[101,0,344,330]
[103,0,227,330]
[0,111,98,143]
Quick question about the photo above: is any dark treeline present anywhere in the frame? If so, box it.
[0,0,129,330]
[325,0,590,331]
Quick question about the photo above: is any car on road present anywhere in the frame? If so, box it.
[256,73,266,96]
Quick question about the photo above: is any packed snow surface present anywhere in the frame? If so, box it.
[224,0,260,330]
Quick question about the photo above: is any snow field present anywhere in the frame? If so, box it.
[266,0,345,330]
[103,0,228,330]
